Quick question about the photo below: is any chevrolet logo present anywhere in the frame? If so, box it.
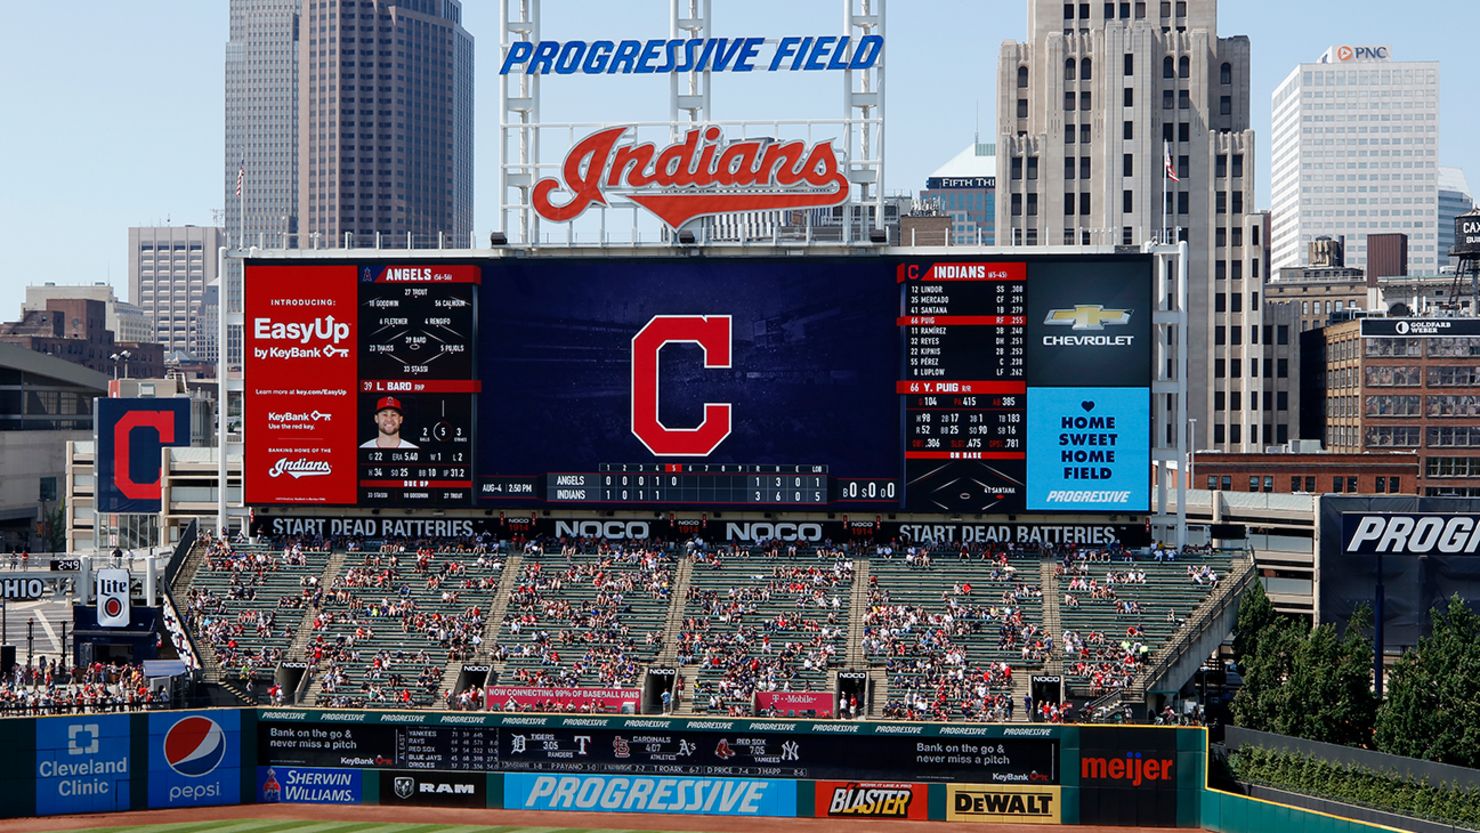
[1043,305,1132,331]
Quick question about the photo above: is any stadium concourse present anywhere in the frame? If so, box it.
[163,528,1241,721]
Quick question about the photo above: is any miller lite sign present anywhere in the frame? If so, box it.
[95,568,131,628]
[533,125,850,229]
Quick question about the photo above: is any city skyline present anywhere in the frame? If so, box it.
[1,1,1476,320]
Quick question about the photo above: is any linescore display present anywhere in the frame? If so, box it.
[243,256,1152,515]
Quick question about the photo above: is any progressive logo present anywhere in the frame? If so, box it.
[163,716,227,778]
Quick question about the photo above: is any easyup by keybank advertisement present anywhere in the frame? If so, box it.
[504,773,797,816]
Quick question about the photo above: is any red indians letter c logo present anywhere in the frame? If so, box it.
[631,315,733,456]
[114,410,177,500]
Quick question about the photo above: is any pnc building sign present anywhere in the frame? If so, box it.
[1322,44,1391,63]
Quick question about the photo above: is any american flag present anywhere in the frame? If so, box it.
[235,159,245,197]
[1163,144,1181,183]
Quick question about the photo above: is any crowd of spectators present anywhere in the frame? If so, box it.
[681,548,852,715]
[500,542,673,689]
[0,660,173,714]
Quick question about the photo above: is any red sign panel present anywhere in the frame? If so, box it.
[814,781,930,819]
[753,690,834,717]
[244,265,359,504]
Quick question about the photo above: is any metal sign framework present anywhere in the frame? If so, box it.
[497,0,886,246]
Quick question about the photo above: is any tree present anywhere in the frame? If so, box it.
[1275,606,1377,747]
[1376,596,1480,767]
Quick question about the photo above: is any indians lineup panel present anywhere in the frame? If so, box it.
[243,256,1152,514]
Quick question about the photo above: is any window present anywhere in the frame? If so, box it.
[1207,476,1218,490]
[1232,191,1244,214]
[1389,477,1400,493]
[1221,475,1231,490]
[1333,477,1343,494]
[1123,120,1133,139]
[1178,56,1190,78]
[1065,59,1077,81]
[1066,158,1077,181]
[1123,226,1135,245]
[1216,191,1227,214]
[1027,193,1038,216]
[1080,91,1092,110]
[1365,395,1421,417]
[1065,92,1076,111]
[1012,194,1023,216]
[38,476,57,502]
[1123,190,1134,212]
[1080,193,1091,215]
[1012,157,1023,179]
[1124,87,1134,106]
[1221,62,1232,84]
[1018,66,1029,88]
[1027,157,1039,180]
[1124,53,1135,76]
[1178,89,1191,109]
[1215,295,1226,313]
[1249,476,1260,492]
[1220,95,1232,115]
[1177,192,1188,214]
[1018,98,1029,118]
[1081,58,1092,80]
[1066,125,1076,144]
[1216,156,1227,178]
[1163,56,1174,78]
[1276,359,1287,378]
[1123,154,1133,176]
[1065,193,1076,215]
[1081,124,1091,143]
[1264,476,1274,493]
[1163,90,1174,109]
[1232,154,1244,178]
[1080,157,1091,178]
[1290,477,1301,492]
[1376,478,1386,494]
[1179,122,1190,142]
[1064,2,1074,17]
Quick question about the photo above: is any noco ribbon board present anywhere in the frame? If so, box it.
[244,255,1153,515]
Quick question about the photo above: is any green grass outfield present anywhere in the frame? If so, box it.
[62,823,682,833]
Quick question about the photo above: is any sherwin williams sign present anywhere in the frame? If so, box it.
[35,715,131,815]
[504,773,796,816]
[258,766,362,804]
[147,711,242,809]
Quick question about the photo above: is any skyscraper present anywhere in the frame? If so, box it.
[1438,167,1475,269]
[225,0,300,249]
[996,0,1262,450]
[226,0,474,249]
[128,226,224,360]
[1270,47,1440,274]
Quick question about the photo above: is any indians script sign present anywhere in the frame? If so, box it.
[532,126,850,229]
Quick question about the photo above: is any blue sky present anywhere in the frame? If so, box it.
[0,1,1475,319]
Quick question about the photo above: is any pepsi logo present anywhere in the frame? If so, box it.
[163,716,227,777]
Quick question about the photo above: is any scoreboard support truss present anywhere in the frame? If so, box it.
[1149,241,1190,549]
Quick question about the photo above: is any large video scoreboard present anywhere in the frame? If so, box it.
[244,254,1152,514]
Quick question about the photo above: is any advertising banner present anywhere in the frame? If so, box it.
[753,691,834,717]
[94,568,130,628]
[503,773,796,817]
[94,397,191,513]
[243,264,359,505]
[1025,386,1150,512]
[379,769,485,808]
[257,766,362,804]
[813,781,929,819]
[486,686,640,712]
[945,784,1062,824]
[147,710,242,809]
[1077,727,1181,827]
[34,715,131,815]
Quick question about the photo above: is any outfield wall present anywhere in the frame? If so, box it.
[0,708,1407,831]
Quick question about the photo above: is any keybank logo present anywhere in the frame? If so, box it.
[1080,752,1174,786]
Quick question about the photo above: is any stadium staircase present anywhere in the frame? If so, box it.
[1083,550,1256,719]
[477,554,521,678]
[1039,560,1063,675]
[844,559,870,667]
[654,555,695,666]
[285,551,347,701]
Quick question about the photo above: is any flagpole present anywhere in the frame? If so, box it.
[1161,141,1169,244]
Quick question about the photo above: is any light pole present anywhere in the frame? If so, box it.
[109,350,131,380]
[1188,417,1198,487]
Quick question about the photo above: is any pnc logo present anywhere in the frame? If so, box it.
[533,125,849,230]
[1336,45,1354,61]
[1044,305,1132,331]
[163,716,227,778]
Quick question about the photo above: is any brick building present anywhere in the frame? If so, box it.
[1194,449,1418,495]
[1316,317,1480,497]
[0,299,164,379]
